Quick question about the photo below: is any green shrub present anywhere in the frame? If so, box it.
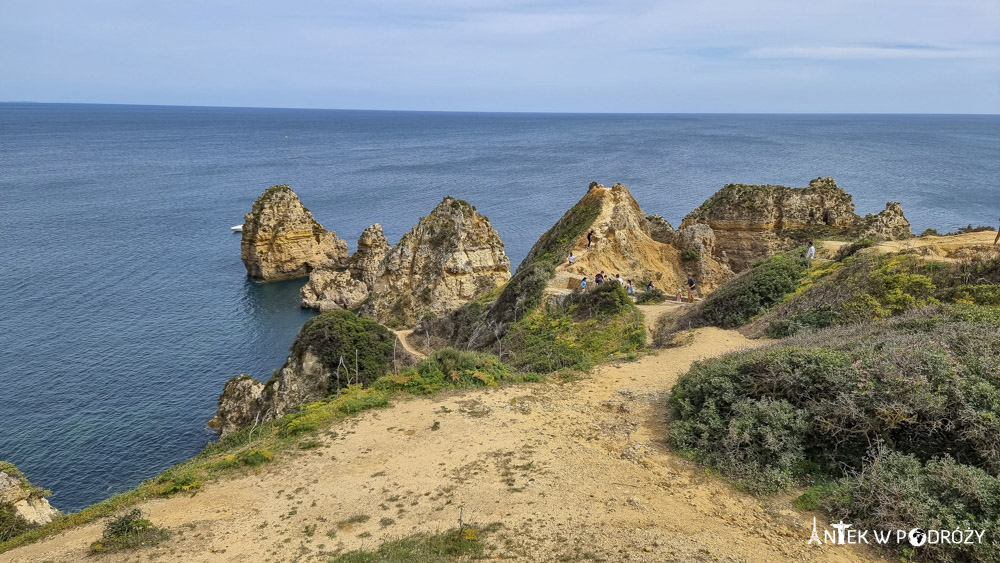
[834,238,874,260]
[826,450,1000,563]
[681,248,700,261]
[285,310,396,393]
[563,282,634,319]
[503,291,645,373]
[942,284,1000,306]
[89,509,169,553]
[635,288,668,304]
[679,252,808,329]
[766,307,838,338]
[668,316,1000,562]
[374,348,517,395]
[0,505,36,543]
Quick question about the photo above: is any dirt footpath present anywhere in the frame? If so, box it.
[8,323,883,563]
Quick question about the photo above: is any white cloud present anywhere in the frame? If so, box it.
[746,45,998,60]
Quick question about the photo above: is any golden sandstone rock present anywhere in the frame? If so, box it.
[240,185,349,281]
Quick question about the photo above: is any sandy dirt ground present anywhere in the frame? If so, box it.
[8,308,884,563]
[819,231,999,261]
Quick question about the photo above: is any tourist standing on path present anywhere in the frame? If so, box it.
[807,241,816,260]
[646,281,655,292]
[995,219,1000,244]
[687,274,698,303]
[616,273,624,285]
[626,280,634,297]
[595,272,603,285]
[587,230,595,247]
[581,277,588,289]
[568,252,575,265]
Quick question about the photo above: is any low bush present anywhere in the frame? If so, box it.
[374,348,519,395]
[635,288,668,304]
[765,307,838,338]
[677,251,808,330]
[89,509,169,553]
[503,284,645,373]
[834,238,874,260]
[286,311,397,393]
[668,314,1000,561]
[826,449,1000,563]
[0,505,35,543]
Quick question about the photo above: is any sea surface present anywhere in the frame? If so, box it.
[2,104,998,511]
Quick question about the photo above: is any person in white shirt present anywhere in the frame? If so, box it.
[616,274,624,285]
[807,241,816,260]
[568,252,575,265]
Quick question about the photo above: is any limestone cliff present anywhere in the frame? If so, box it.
[857,201,913,241]
[300,224,390,312]
[211,311,413,437]
[240,185,349,281]
[546,183,731,296]
[365,197,511,327]
[681,177,911,272]
[1,461,59,531]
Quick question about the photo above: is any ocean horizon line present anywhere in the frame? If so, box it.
[2,100,997,117]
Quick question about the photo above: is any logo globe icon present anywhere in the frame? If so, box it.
[909,528,927,547]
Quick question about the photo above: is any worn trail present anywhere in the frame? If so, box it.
[8,310,882,562]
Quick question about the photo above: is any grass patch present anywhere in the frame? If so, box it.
[331,525,497,562]
[89,509,170,553]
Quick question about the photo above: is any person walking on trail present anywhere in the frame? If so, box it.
[616,273,624,285]
[568,252,575,265]
[687,274,698,303]
[587,230,595,247]
[626,279,635,297]
[595,272,604,285]
[995,219,1000,244]
[646,281,655,292]
[581,277,588,289]
[807,241,816,260]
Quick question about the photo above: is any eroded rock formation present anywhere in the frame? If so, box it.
[681,177,911,272]
[0,462,59,528]
[365,197,511,327]
[857,201,913,241]
[300,224,391,313]
[211,311,413,437]
[549,183,732,295]
[240,185,349,281]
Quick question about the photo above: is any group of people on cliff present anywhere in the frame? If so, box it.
[580,270,636,296]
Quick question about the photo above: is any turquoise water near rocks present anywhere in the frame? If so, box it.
[2,103,998,511]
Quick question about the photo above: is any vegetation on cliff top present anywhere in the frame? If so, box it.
[283,310,398,393]
[0,461,53,543]
[667,310,1000,562]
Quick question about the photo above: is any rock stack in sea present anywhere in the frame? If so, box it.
[680,177,912,272]
[302,197,512,328]
[240,184,350,281]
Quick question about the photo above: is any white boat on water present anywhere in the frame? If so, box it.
[231,224,243,232]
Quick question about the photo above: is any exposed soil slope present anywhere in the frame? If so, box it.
[8,312,882,563]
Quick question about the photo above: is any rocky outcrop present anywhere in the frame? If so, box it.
[1,462,59,527]
[241,185,349,281]
[681,177,910,272]
[300,270,370,312]
[211,311,413,437]
[857,202,913,241]
[349,224,391,288]
[546,183,732,295]
[300,224,389,313]
[645,214,676,245]
[207,375,265,437]
[365,197,511,327]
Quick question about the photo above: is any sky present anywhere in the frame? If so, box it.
[1,0,998,113]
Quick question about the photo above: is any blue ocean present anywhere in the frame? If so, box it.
[2,104,998,511]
